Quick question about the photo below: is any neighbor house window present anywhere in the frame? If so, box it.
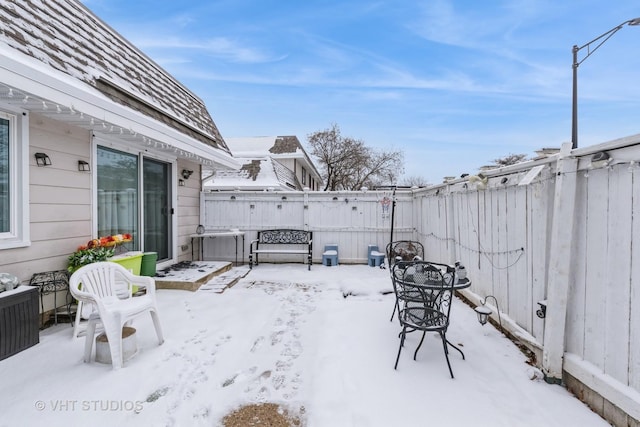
[0,108,29,249]
[301,167,307,185]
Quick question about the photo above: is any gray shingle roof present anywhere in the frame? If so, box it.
[0,0,229,152]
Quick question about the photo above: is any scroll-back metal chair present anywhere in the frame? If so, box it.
[386,241,425,322]
[69,262,164,369]
[392,260,462,378]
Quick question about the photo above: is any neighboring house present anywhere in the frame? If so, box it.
[0,1,239,287]
[204,136,323,191]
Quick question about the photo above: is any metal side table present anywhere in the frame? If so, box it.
[29,270,73,326]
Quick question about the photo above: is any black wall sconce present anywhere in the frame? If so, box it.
[35,152,51,166]
[181,169,194,179]
[178,179,185,187]
[78,160,90,172]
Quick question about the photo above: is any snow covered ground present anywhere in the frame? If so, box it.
[1,264,608,426]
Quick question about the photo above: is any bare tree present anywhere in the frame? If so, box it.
[400,175,430,187]
[307,124,403,191]
[489,153,528,168]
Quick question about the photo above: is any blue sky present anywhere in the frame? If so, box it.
[81,0,640,183]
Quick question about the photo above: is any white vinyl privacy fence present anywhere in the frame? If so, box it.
[201,137,640,425]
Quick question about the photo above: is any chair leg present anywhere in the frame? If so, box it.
[439,332,454,379]
[102,317,124,370]
[83,318,97,363]
[72,300,83,338]
[413,331,427,361]
[150,310,164,344]
[389,302,397,322]
[394,328,406,369]
[446,339,466,360]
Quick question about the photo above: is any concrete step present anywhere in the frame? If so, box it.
[199,266,251,293]
[154,261,233,291]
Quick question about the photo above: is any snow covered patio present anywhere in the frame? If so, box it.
[1,264,608,427]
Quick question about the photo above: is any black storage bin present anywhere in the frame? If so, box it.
[0,286,39,360]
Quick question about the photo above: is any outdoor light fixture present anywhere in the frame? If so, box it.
[475,295,503,332]
[181,169,194,179]
[78,160,90,171]
[590,151,611,168]
[35,152,51,166]
[571,17,640,149]
[178,179,185,187]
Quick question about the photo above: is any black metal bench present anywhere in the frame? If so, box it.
[249,229,313,270]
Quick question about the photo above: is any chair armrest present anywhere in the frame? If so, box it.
[115,269,157,297]
[250,239,260,254]
[128,275,157,298]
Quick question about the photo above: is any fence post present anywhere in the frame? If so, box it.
[542,142,578,383]
[447,184,457,264]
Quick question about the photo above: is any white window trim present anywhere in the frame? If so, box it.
[0,105,29,249]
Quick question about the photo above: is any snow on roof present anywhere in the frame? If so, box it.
[205,157,300,191]
[225,136,304,158]
[0,0,228,151]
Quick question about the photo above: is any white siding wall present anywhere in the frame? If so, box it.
[2,114,93,279]
[0,115,205,312]
[0,114,92,315]
[176,160,202,263]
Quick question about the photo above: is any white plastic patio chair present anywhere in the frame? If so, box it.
[69,262,164,369]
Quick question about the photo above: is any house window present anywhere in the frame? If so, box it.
[0,116,9,233]
[301,167,307,185]
[0,108,28,249]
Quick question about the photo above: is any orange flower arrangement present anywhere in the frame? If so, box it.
[69,233,134,273]
[78,233,133,250]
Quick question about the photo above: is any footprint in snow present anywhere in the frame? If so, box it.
[250,336,265,353]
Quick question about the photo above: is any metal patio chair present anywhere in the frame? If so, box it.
[386,241,425,322]
[392,260,461,378]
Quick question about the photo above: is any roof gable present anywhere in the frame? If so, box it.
[0,0,228,152]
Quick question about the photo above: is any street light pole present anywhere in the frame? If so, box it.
[571,18,640,149]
